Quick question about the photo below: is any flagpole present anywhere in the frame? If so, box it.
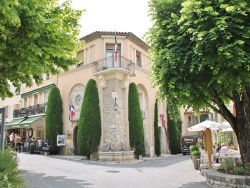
[114,30,118,63]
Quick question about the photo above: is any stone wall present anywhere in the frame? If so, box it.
[203,169,250,188]
[102,80,127,152]
[160,126,169,154]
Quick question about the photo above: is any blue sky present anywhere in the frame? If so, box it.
[71,0,152,40]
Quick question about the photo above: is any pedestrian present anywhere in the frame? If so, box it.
[9,132,14,147]
[14,134,22,153]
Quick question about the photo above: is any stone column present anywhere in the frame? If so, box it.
[101,80,127,152]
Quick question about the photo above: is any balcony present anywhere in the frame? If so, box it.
[13,104,46,118]
[92,56,135,76]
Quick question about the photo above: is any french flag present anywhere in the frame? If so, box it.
[160,114,166,126]
[69,105,75,120]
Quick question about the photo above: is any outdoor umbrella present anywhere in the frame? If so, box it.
[186,120,223,132]
[186,120,222,169]
[221,121,233,131]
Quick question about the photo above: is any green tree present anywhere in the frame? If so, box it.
[154,101,161,156]
[128,83,145,158]
[0,0,82,99]
[176,113,182,153]
[148,0,250,164]
[45,86,63,154]
[77,79,101,159]
[167,106,180,154]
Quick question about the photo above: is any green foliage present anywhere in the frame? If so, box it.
[167,105,181,154]
[0,0,83,99]
[45,86,63,154]
[147,0,250,163]
[218,159,250,175]
[154,101,161,157]
[128,83,145,157]
[189,145,199,152]
[175,114,182,153]
[218,158,235,171]
[192,150,201,155]
[0,148,26,187]
[197,138,203,149]
[217,130,233,146]
[77,79,101,157]
[233,166,246,175]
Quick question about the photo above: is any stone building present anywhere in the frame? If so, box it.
[1,31,169,160]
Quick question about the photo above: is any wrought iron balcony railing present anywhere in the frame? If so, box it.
[13,103,46,118]
[92,56,135,76]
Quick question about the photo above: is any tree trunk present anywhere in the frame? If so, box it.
[234,121,250,164]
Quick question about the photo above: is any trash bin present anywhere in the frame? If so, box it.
[30,143,35,154]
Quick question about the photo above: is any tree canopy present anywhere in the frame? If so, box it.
[147,0,250,163]
[0,0,82,98]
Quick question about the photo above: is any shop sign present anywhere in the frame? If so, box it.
[57,135,66,146]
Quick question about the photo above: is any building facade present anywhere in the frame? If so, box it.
[1,31,169,159]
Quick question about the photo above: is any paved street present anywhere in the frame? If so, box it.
[18,153,208,188]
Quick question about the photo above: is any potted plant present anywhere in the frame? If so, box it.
[192,150,201,170]
[189,145,199,160]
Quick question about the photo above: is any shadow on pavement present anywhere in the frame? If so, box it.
[179,181,208,188]
[24,171,93,188]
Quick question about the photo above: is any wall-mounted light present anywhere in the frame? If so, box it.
[112,91,118,111]
[114,98,118,111]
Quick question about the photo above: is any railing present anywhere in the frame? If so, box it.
[13,103,46,118]
[92,56,135,75]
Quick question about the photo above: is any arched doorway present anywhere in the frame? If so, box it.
[74,126,80,155]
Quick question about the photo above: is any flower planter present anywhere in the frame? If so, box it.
[192,154,201,170]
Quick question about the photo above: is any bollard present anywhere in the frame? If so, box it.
[197,159,201,171]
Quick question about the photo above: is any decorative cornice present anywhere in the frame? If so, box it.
[80,31,149,52]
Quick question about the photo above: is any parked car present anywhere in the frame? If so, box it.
[181,135,200,155]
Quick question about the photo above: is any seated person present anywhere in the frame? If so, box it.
[220,143,228,157]
[215,143,221,163]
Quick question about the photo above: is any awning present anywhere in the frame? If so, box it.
[18,116,43,128]
[5,118,27,130]
[21,84,55,98]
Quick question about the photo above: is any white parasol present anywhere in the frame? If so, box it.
[187,120,223,132]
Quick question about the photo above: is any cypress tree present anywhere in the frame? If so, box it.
[128,83,145,158]
[176,115,182,153]
[77,79,101,158]
[154,101,161,156]
[45,86,63,154]
[167,105,180,154]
